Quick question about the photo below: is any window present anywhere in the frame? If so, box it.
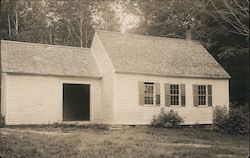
[144,82,154,105]
[170,84,179,105]
[165,84,185,107]
[139,82,160,106]
[193,84,212,107]
[198,85,206,105]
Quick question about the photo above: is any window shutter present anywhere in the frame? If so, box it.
[180,84,186,107]
[165,83,170,106]
[155,83,160,106]
[193,84,198,107]
[208,85,212,106]
[138,82,144,105]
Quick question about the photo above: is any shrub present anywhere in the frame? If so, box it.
[0,114,5,128]
[213,106,228,133]
[151,108,184,128]
[226,108,249,134]
[213,105,249,134]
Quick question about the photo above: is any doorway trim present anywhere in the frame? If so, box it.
[59,80,92,122]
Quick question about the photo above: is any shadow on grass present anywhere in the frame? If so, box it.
[4,123,110,132]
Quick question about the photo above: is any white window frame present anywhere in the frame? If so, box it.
[144,82,155,106]
[198,85,208,106]
[170,84,181,107]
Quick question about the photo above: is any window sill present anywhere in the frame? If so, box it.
[143,104,160,107]
[197,105,211,108]
[169,105,183,108]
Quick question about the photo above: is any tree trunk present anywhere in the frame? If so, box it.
[24,16,27,30]
[85,20,88,47]
[105,17,107,31]
[15,6,19,39]
[8,13,11,39]
[49,27,53,44]
[80,18,83,47]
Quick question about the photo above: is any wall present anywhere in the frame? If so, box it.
[102,72,115,124]
[1,73,7,116]
[3,72,230,125]
[4,74,102,125]
[114,73,229,125]
[91,33,115,124]
[91,33,114,74]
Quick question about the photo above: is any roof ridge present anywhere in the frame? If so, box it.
[1,40,91,50]
[96,30,200,43]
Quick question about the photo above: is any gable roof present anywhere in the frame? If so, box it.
[1,40,101,78]
[96,31,230,79]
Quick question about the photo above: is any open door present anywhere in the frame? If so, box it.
[63,84,90,121]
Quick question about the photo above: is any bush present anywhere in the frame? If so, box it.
[213,105,249,134]
[213,106,228,133]
[0,114,5,128]
[151,108,184,128]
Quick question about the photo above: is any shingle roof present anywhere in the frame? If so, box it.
[1,40,101,78]
[96,31,230,79]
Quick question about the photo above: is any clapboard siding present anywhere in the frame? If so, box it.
[91,33,115,123]
[102,72,114,124]
[5,74,102,125]
[91,33,114,74]
[113,73,229,125]
[1,73,7,116]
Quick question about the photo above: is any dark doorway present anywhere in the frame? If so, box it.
[63,84,90,121]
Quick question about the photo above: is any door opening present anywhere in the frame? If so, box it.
[63,84,90,121]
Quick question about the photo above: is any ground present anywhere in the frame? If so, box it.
[0,125,249,158]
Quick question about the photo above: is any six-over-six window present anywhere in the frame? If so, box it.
[144,82,154,105]
[139,82,212,107]
[170,84,179,105]
[198,85,206,105]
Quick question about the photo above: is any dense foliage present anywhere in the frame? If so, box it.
[0,0,249,105]
[213,105,249,135]
[151,108,184,128]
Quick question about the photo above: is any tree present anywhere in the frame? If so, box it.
[126,0,202,38]
[48,0,92,47]
[203,0,249,38]
[91,0,120,32]
[1,0,52,43]
[48,0,120,47]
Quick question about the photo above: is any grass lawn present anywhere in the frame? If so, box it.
[0,125,249,158]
